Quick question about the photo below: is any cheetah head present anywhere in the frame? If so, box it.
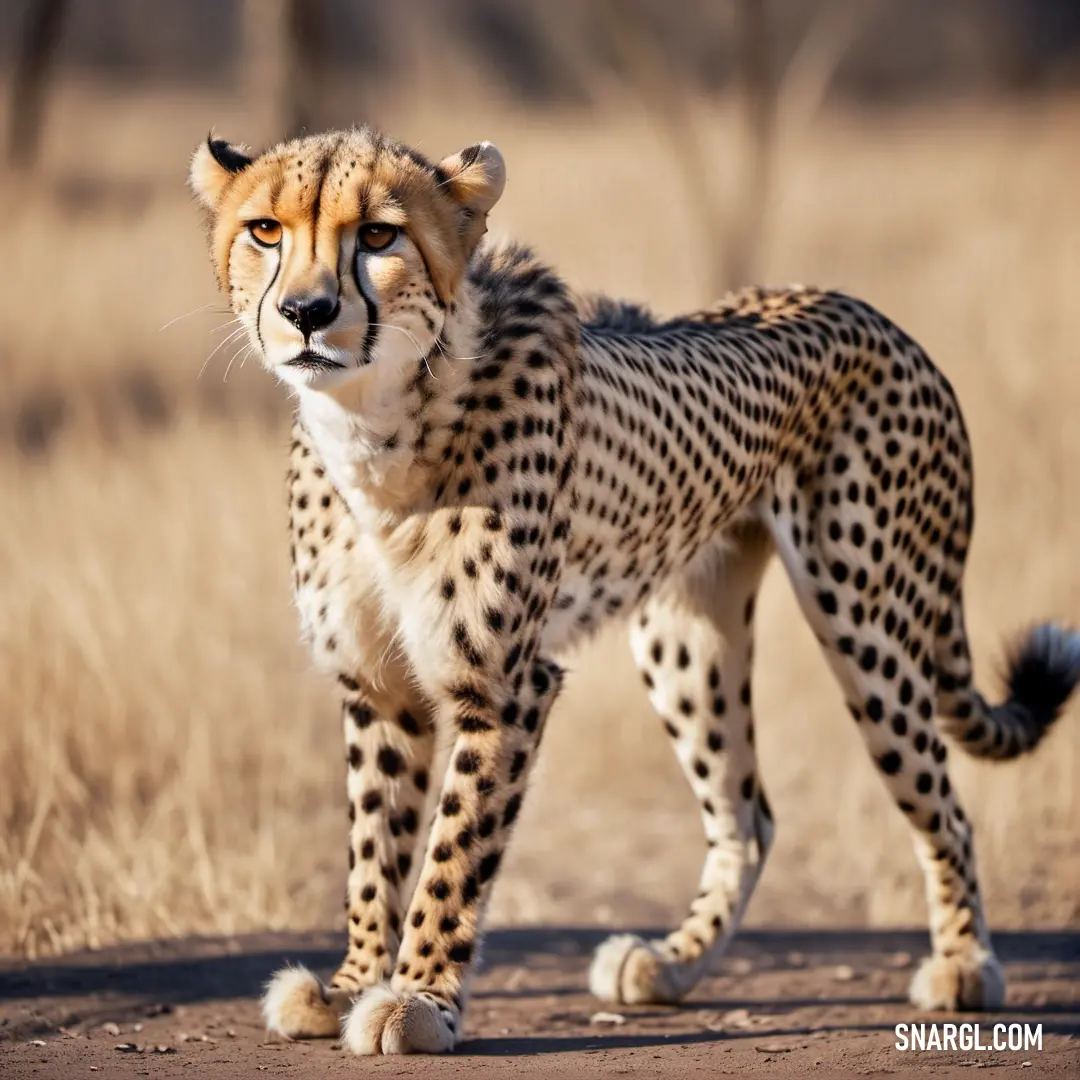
[189,127,506,391]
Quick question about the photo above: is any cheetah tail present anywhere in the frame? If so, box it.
[937,618,1080,761]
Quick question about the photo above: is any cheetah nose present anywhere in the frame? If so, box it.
[278,294,340,338]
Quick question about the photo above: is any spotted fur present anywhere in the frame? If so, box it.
[190,125,1080,1054]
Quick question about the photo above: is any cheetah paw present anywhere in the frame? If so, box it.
[588,933,690,1005]
[261,965,354,1039]
[341,984,459,1054]
[909,949,1006,1011]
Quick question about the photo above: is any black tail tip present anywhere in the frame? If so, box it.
[1003,623,1080,739]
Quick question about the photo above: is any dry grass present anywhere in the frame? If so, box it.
[1,78,1078,959]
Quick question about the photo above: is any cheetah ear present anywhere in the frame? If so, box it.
[189,135,254,210]
[438,142,506,215]
[437,142,506,251]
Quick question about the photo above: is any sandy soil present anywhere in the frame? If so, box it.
[1,928,1076,1078]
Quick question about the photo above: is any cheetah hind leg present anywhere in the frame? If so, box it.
[763,471,1007,1012]
[590,526,775,1005]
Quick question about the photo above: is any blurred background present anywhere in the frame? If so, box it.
[1,0,1078,960]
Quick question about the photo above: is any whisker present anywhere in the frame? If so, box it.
[208,317,244,336]
[238,343,256,370]
[371,322,437,379]
[225,338,262,382]
[198,326,248,380]
[224,340,259,382]
[159,303,227,332]
[433,337,482,364]
[223,344,240,383]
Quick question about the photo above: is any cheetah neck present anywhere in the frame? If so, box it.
[295,284,483,526]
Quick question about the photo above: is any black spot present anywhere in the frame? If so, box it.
[503,792,522,826]
[879,750,902,775]
[817,590,838,615]
[503,643,523,674]
[448,942,474,964]
[456,750,481,774]
[377,747,403,777]
[458,713,493,733]
[349,702,374,728]
[531,664,551,695]
[399,710,423,736]
[453,683,490,710]
[509,751,528,781]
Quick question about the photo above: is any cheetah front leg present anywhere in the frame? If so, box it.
[340,508,566,1054]
[263,677,436,1039]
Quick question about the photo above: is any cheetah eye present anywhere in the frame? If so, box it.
[248,219,282,247]
[358,223,399,252]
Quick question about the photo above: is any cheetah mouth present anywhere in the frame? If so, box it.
[283,350,346,372]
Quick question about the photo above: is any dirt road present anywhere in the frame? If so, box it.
[1,928,1076,1078]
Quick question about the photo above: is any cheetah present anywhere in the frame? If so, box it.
[189,125,1080,1055]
